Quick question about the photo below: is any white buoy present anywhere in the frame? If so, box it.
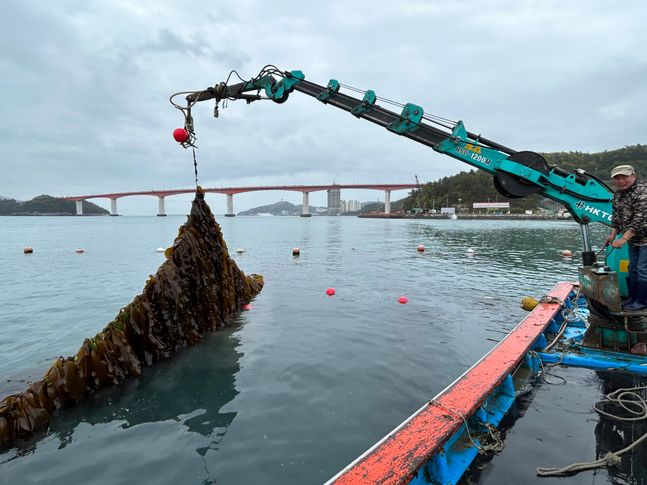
[562,249,573,257]
[466,248,475,254]
[156,247,165,253]
[236,248,245,254]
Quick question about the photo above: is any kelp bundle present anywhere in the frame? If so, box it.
[0,188,263,450]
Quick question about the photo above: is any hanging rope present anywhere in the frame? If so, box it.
[192,146,199,188]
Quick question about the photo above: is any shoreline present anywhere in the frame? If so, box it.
[357,213,573,220]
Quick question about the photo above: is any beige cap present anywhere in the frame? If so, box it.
[611,164,635,178]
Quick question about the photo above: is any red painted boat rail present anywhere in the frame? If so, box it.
[327,282,575,485]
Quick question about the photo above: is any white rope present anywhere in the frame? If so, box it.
[537,385,647,477]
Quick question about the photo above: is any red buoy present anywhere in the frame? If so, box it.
[242,304,252,311]
[417,245,425,252]
[173,128,190,143]
[326,288,336,296]
[398,296,409,304]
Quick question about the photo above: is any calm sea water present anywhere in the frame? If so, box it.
[0,215,628,484]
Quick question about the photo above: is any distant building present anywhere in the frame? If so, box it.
[340,199,361,213]
[440,207,455,215]
[473,202,510,214]
[327,188,341,215]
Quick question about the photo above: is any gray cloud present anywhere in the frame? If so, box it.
[1,0,646,214]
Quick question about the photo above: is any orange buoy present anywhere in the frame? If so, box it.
[561,249,573,257]
[23,246,33,254]
[326,287,335,296]
[417,244,425,252]
[292,247,300,256]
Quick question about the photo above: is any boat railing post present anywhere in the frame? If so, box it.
[580,223,595,266]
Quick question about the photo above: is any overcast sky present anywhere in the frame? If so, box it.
[1,0,646,214]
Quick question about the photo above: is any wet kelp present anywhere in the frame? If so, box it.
[0,188,263,450]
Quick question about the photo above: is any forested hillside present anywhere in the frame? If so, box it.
[0,195,109,215]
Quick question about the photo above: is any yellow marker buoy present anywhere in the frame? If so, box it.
[521,296,539,311]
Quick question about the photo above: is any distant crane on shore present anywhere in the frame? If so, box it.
[414,175,427,212]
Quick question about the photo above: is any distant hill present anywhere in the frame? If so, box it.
[0,195,109,216]
[238,200,325,216]
[402,144,647,213]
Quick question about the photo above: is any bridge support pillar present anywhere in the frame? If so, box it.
[157,196,166,216]
[110,198,119,216]
[384,190,391,214]
[300,191,311,217]
[75,200,83,215]
[225,194,235,217]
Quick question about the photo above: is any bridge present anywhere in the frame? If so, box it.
[63,184,418,217]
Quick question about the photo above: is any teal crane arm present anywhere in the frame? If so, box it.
[183,68,614,229]
[176,66,633,314]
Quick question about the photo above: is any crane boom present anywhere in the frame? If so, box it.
[181,69,613,228]
[175,67,624,271]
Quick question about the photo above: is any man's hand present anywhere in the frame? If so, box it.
[611,236,628,248]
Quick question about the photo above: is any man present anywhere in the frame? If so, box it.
[605,165,647,311]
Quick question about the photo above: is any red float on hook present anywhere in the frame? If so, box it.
[173,128,190,143]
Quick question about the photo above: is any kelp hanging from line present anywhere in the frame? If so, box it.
[0,188,264,450]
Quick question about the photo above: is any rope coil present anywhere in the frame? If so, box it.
[536,384,647,476]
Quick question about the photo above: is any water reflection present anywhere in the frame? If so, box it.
[1,322,244,484]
